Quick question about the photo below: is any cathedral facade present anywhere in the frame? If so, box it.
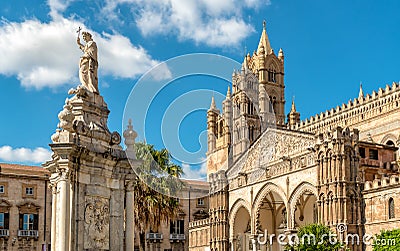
[189,23,400,251]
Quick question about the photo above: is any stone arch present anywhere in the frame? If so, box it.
[253,182,287,211]
[265,57,280,72]
[229,198,252,237]
[380,133,397,146]
[288,182,318,228]
[253,182,287,232]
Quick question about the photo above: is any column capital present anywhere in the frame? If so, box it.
[126,180,136,192]
[58,168,71,181]
[48,183,58,194]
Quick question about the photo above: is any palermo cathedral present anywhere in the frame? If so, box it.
[188,22,400,251]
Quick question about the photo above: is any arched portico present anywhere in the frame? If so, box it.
[230,200,252,251]
[253,183,288,251]
[288,182,318,229]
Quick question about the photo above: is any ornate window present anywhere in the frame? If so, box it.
[17,202,40,237]
[21,214,37,230]
[389,198,395,219]
[268,70,276,83]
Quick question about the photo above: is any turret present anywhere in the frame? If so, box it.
[223,87,232,145]
[287,99,300,129]
[207,97,219,153]
[278,48,284,61]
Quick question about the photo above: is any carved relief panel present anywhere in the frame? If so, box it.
[84,196,110,250]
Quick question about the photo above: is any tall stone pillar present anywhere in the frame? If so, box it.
[57,170,70,251]
[43,86,139,250]
[50,184,57,251]
[125,181,135,251]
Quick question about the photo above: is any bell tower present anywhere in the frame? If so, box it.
[255,21,286,127]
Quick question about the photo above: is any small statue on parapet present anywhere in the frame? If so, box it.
[77,28,99,94]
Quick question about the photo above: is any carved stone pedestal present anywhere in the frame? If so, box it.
[43,86,139,251]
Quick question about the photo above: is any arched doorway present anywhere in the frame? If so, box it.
[293,191,317,227]
[233,206,251,251]
[255,190,287,251]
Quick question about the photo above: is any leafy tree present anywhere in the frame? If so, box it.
[133,142,184,251]
[285,224,344,251]
[373,229,400,251]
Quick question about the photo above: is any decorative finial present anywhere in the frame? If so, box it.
[290,96,296,113]
[210,96,217,110]
[359,82,364,99]
[263,20,266,30]
[123,118,137,159]
[226,86,231,99]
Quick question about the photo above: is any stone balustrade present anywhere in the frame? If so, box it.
[189,218,209,229]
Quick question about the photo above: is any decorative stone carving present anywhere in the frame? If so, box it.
[58,99,74,131]
[84,196,110,250]
[110,131,121,145]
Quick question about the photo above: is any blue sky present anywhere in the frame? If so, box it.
[0,0,399,179]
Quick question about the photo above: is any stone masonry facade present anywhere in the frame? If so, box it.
[189,23,400,251]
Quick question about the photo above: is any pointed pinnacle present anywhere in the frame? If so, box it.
[359,82,364,98]
[226,86,231,99]
[210,96,217,110]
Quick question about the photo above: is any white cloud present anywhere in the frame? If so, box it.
[182,162,207,180]
[0,17,164,89]
[103,0,271,47]
[48,0,76,19]
[98,33,159,79]
[0,145,52,163]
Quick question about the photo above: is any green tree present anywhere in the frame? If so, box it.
[373,229,400,250]
[133,142,184,251]
[285,224,344,251]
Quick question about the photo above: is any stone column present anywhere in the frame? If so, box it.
[50,184,57,251]
[126,181,135,251]
[57,170,70,251]
[251,238,257,251]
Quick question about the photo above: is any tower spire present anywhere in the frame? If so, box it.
[226,86,231,99]
[290,96,297,113]
[210,96,217,110]
[257,20,272,55]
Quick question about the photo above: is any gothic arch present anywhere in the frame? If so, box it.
[229,199,251,237]
[253,182,287,212]
[380,133,397,146]
[253,183,287,230]
[265,57,280,72]
[288,182,318,228]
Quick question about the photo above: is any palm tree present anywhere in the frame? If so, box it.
[133,142,184,251]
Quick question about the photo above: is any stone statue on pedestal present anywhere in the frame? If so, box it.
[77,30,99,94]
[44,29,141,250]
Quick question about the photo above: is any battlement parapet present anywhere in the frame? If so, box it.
[295,82,400,133]
[364,174,400,191]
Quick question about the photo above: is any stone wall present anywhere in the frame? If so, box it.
[363,175,400,250]
[189,219,210,251]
